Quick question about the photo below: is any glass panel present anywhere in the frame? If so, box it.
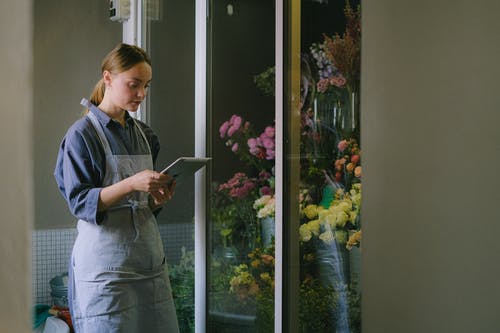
[207,1,276,332]
[141,1,197,332]
[285,0,362,332]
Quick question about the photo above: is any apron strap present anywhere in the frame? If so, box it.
[83,103,113,157]
[131,117,152,156]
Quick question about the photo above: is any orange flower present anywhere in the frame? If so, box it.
[354,166,362,178]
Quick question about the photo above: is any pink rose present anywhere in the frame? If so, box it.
[264,126,275,138]
[261,136,275,150]
[351,154,360,164]
[219,121,229,138]
[247,138,257,149]
[230,115,242,129]
[227,125,238,137]
[231,143,239,152]
[338,140,348,152]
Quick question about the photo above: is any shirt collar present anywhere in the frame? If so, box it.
[88,104,133,128]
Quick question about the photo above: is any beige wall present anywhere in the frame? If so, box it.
[0,0,32,332]
[362,0,500,331]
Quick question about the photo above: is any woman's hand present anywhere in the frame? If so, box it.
[129,169,177,207]
[129,169,172,193]
[98,170,175,211]
[150,177,176,206]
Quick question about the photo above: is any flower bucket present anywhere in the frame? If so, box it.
[261,216,275,247]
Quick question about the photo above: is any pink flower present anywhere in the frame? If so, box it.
[247,138,257,149]
[260,186,272,195]
[231,143,239,152]
[335,157,346,171]
[259,171,271,180]
[329,74,346,88]
[219,121,230,138]
[229,181,256,198]
[230,115,242,128]
[227,125,238,137]
[266,149,275,160]
[264,126,275,138]
[351,154,360,164]
[317,78,329,93]
[227,115,243,137]
[261,136,274,150]
[248,138,264,157]
[338,140,348,152]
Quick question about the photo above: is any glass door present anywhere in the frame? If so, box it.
[206,1,277,332]
[283,0,362,332]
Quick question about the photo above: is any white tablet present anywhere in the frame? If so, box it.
[160,157,211,184]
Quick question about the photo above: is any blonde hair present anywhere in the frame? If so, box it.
[86,43,151,113]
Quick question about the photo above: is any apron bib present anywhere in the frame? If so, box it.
[69,99,179,333]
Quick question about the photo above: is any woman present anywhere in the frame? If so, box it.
[54,43,180,332]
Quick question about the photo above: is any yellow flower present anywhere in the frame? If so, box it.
[335,211,350,228]
[319,230,335,244]
[260,272,272,284]
[299,224,312,242]
[318,209,336,228]
[251,259,261,268]
[349,210,358,225]
[308,219,320,236]
[336,200,352,212]
[303,204,319,219]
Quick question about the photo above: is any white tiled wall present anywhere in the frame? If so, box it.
[32,223,194,305]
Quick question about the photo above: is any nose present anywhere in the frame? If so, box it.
[137,87,146,98]
[137,87,147,99]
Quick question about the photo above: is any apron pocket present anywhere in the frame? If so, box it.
[74,279,137,318]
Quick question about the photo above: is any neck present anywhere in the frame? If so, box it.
[98,101,126,126]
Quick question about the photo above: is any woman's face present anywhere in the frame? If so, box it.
[104,61,152,112]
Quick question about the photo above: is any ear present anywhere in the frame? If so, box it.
[102,70,113,87]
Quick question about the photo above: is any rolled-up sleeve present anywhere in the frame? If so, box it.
[54,124,105,225]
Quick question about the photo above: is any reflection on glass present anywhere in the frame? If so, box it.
[207,0,276,331]
[142,1,197,332]
[295,1,361,332]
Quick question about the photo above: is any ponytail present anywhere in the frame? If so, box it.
[84,79,105,114]
[91,79,105,106]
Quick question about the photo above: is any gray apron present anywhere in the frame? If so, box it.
[69,99,179,333]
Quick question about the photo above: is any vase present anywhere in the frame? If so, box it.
[315,232,351,333]
[260,216,275,247]
[336,89,360,140]
[220,245,239,264]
